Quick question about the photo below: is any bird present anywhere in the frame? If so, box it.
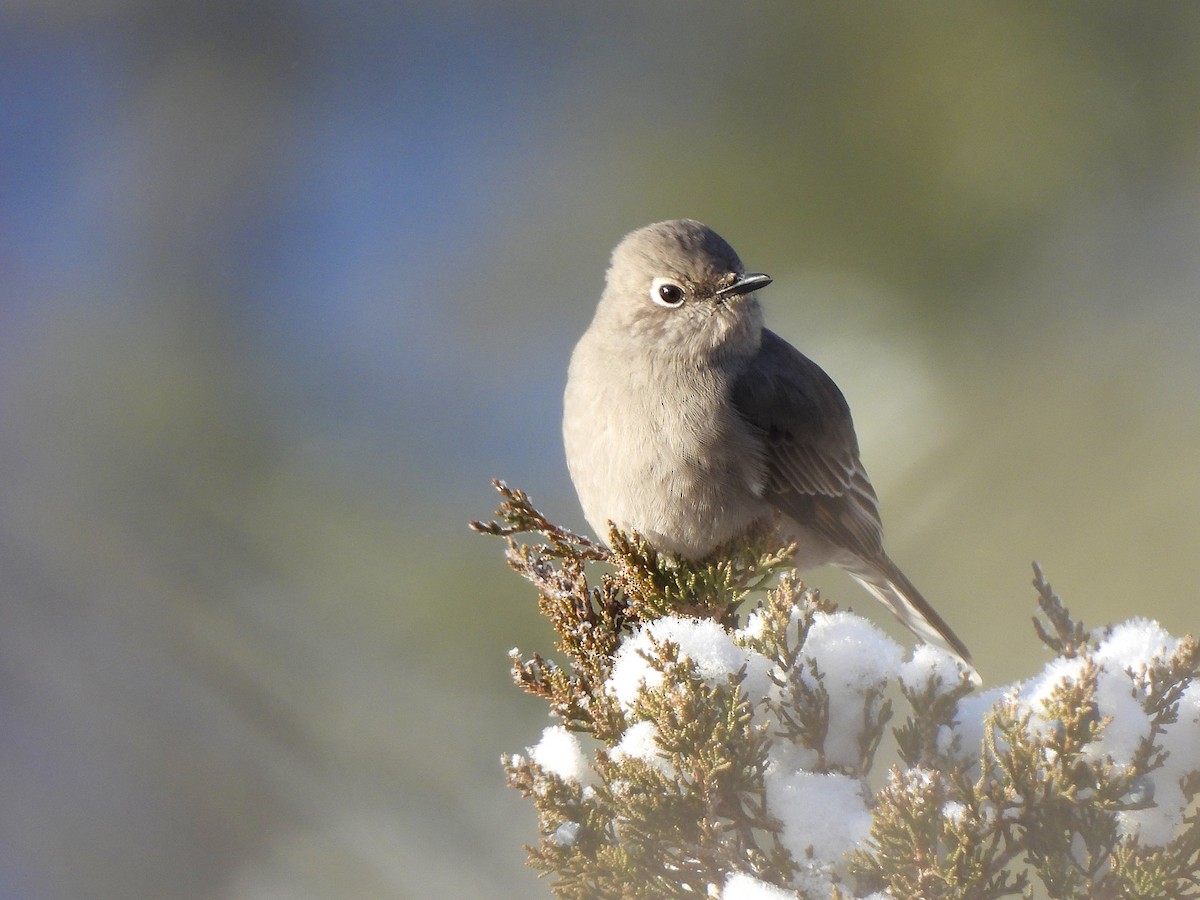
[562,218,975,676]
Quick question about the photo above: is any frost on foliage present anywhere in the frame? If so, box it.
[610,719,671,773]
[995,616,1200,848]
[765,769,872,895]
[899,643,969,690]
[609,616,773,711]
[476,483,1200,899]
[856,565,1200,899]
[531,725,590,784]
[798,612,903,771]
[721,872,798,899]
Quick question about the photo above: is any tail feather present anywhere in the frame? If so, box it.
[849,558,980,686]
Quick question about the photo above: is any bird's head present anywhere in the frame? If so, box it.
[594,219,771,362]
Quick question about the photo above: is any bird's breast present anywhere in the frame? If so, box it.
[563,345,768,558]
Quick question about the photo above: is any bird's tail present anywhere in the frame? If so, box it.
[849,558,981,686]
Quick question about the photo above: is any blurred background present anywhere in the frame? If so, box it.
[2,2,1199,897]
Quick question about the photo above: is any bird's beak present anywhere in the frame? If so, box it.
[715,272,772,298]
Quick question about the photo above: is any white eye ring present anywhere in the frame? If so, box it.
[650,277,686,308]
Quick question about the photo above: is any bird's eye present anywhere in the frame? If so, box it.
[650,277,686,308]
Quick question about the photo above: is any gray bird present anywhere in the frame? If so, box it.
[563,219,974,674]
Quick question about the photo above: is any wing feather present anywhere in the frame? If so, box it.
[732,329,885,562]
[732,330,975,674]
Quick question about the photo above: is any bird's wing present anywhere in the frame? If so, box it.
[731,329,885,562]
[733,331,976,676]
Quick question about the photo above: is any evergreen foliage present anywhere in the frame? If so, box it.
[473,481,1200,898]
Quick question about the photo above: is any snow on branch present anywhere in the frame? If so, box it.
[474,481,1200,899]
